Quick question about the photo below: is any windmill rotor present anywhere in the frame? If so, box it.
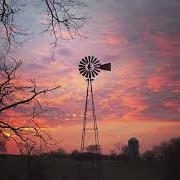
[79,56,101,79]
[79,56,111,79]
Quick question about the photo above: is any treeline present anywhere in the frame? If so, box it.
[39,137,180,161]
[142,137,180,160]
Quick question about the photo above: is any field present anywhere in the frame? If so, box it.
[0,154,171,180]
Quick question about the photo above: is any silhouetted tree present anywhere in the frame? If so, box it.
[54,147,67,155]
[43,147,68,159]
[142,137,180,180]
[143,138,180,161]
[121,145,129,154]
[142,150,156,160]
[0,0,86,154]
[118,145,130,161]
[71,149,79,155]
[114,142,122,154]
[0,57,60,153]
[0,0,87,55]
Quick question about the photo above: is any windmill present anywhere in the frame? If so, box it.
[78,56,111,180]
[79,56,111,154]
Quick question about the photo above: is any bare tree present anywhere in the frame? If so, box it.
[114,142,122,154]
[43,0,87,56]
[0,0,87,55]
[0,55,60,153]
[0,0,22,51]
[114,142,131,153]
[121,145,129,155]
[0,0,86,152]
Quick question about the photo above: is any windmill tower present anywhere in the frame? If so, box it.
[78,56,111,180]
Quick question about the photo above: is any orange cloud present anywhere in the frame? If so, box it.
[147,76,169,92]
[120,96,149,120]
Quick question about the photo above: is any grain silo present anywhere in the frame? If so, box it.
[128,137,139,160]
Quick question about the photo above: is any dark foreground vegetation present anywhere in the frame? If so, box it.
[0,137,180,180]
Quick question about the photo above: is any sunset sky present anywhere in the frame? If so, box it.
[7,0,180,153]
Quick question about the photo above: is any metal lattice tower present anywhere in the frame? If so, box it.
[80,78,100,154]
[78,56,111,180]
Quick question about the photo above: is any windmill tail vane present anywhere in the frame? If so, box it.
[99,63,111,71]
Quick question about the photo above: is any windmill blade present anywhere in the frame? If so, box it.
[79,69,86,74]
[94,62,100,67]
[91,56,98,64]
[79,64,85,68]
[82,58,87,64]
[94,68,100,72]
[79,68,86,72]
[80,62,86,66]
[80,71,85,76]
[91,71,96,77]
[85,71,89,78]
[79,65,85,68]
[82,70,87,76]
[92,57,97,63]
[93,59,99,64]
[90,56,94,63]
[99,63,111,71]
[93,70,99,76]
[85,57,89,63]
[94,64,101,68]
[89,72,92,79]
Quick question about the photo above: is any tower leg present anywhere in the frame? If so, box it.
[89,79,100,154]
[80,79,90,152]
